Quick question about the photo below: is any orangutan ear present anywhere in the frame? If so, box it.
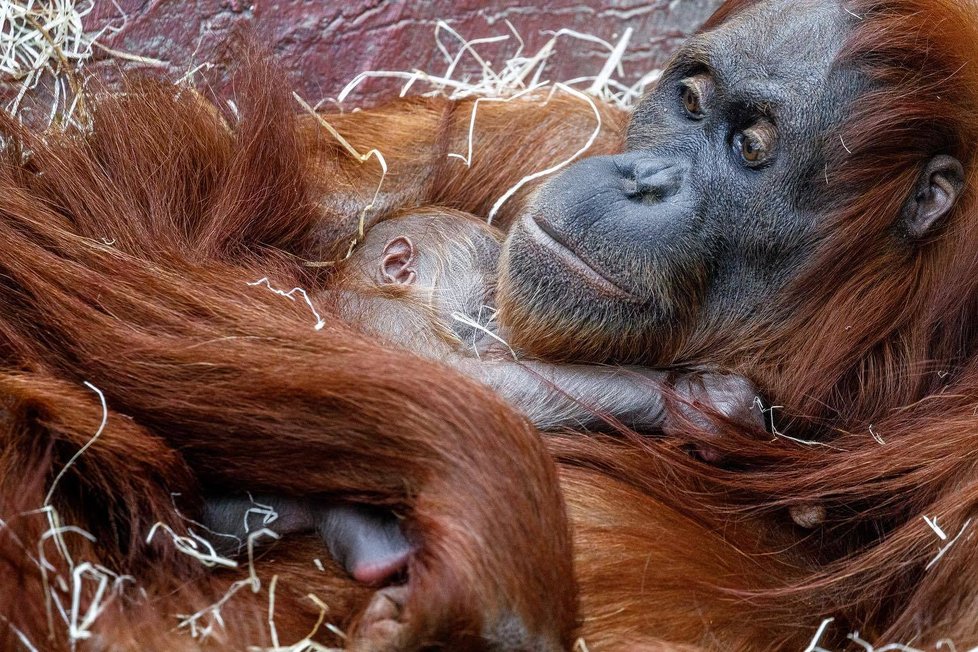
[381,236,417,284]
[905,155,965,239]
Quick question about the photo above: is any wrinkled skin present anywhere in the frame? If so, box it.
[499,0,963,365]
[338,211,501,341]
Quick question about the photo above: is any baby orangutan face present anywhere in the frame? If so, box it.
[364,209,501,320]
[332,208,505,356]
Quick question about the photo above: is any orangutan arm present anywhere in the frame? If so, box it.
[456,359,764,435]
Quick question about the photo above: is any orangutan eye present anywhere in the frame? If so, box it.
[734,121,777,167]
[738,133,762,162]
[679,76,711,119]
[681,86,702,117]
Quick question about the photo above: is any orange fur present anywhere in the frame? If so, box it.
[5,1,978,650]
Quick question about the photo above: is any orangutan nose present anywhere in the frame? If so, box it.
[630,157,686,201]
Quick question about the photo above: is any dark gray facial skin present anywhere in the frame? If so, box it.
[499,1,866,364]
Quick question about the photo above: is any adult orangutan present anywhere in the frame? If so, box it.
[3,0,978,651]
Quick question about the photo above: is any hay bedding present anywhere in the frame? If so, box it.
[0,3,961,651]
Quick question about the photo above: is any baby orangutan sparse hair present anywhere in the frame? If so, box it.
[331,207,505,358]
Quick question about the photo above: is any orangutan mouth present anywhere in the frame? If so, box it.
[522,214,636,301]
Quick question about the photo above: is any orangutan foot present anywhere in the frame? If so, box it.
[349,585,412,652]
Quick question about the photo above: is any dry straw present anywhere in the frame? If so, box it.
[297,19,661,260]
[334,20,663,225]
[0,0,165,127]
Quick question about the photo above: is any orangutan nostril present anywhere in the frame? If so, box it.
[628,158,684,201]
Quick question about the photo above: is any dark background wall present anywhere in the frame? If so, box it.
[87,1,723,106]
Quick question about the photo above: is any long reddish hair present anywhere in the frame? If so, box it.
[0,53,581,650]
[658,0,978,643]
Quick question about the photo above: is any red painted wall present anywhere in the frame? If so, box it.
[87,1,722,106]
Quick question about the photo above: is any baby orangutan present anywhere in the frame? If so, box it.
[203,208,764,586]
[331,208,763,434]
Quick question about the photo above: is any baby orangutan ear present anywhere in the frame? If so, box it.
[904,155,965,239]
[381,236,417,284]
